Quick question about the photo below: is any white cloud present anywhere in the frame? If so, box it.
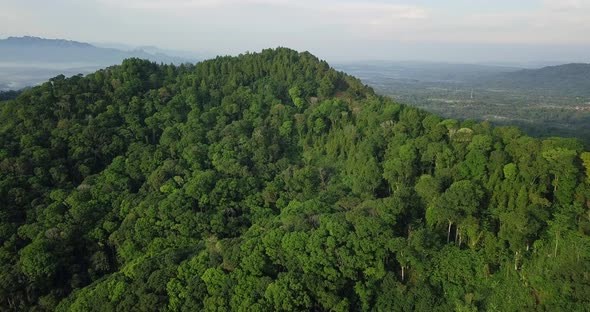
[90,0,430,43]
[542,0,590,11]
[391,1,590,45]
[95,0,428,17]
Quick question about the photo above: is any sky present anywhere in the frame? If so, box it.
[2,0,590,63]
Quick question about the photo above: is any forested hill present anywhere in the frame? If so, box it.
[486,63,590,96]
[0,48,589,311]
[0,36,197,91]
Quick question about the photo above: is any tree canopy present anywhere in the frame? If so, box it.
[0,48,588,311]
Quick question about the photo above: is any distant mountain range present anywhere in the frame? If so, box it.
[0,36,200,90]
[0,36,196,65]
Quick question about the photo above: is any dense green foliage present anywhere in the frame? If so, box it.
[0,48,589,311]
[0,90,21,101]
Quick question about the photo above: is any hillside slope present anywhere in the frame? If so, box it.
[486,63,590,96]
[0,48,589,311]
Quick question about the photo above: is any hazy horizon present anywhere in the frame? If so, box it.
[3,0,590,64]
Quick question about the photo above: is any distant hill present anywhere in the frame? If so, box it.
[0,89,21,101]
[1,36,93,48]
[484,63,590,96]
[0,36,199,90]
[0,36,195,65]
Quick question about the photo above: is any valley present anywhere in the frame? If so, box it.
[337,62,590,146]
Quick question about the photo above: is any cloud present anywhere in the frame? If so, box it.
[387,0,590,45]
[94,0,428,19]
[3,0,588,61]
[323,2,429,21]
[95,0,426,18]
[90,0,430,43]
[86,0,590,46]
[543,0,590,11]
